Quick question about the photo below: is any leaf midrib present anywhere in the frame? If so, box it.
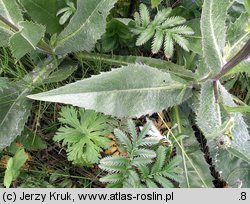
[56,0,103,47]
[208,0,223,66]
[37,84,187,97]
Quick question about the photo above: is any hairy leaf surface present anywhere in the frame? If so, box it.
[219,84,250,158]
[0,79,32,149]
[197,80,221,137]
[201,0,230,75]
[194,82,250,187]
[55,0,117,54]
[28,64,192,118]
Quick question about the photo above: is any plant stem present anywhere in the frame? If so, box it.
[0,15,19,31]
[213,79,219,101]
[214,38,250,80]
[37,40,54,54]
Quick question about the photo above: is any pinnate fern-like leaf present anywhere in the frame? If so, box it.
[136,26,155,46]
[139,3,150,27]
[152,8,172,25]
[99,123,183,188]
[152,29,164,53]
[139,138,160,146]
[132,157,154,166]
[154,175,174,187]
[151,145,166,173]
[99,120,159,187]
[145,179,158,187]
[169,25,195,35]
[100,156,128,166]
[164,32,174,58]
[162,16,186,28]
[172,34,189,51]
[134,148,156,159]
[100,173,124,183]
[127,119,137,142]
[114,128,133,151]
[132,4,193,58]
[137,122,152,144]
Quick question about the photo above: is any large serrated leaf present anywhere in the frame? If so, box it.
[19,0,62,34]
[0,0,23,25]
[0,79,32,149]
[0,63,55,149]
[219,84,250,158]
[197,80,221,137]
[194,81,250,187]
[201,0,230,75]
[9,21,45,60]
[28,64,192,118]
[171,107,213,188]
[55,0,117,55]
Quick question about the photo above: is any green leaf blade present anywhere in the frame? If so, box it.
[0,79,32,149]
[201,0,230,75]
[164,33,174,58]
[28,64,192,118]
[4,149,28,188]
[219,84,250,158]
[19,0,62,34]
[152,29,164,54]
[197,80,221,137]
[9,21,45,60]
[136,26,155,46]
[55,0,117,55]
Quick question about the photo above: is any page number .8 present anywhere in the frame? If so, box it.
[240,192,246,201]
